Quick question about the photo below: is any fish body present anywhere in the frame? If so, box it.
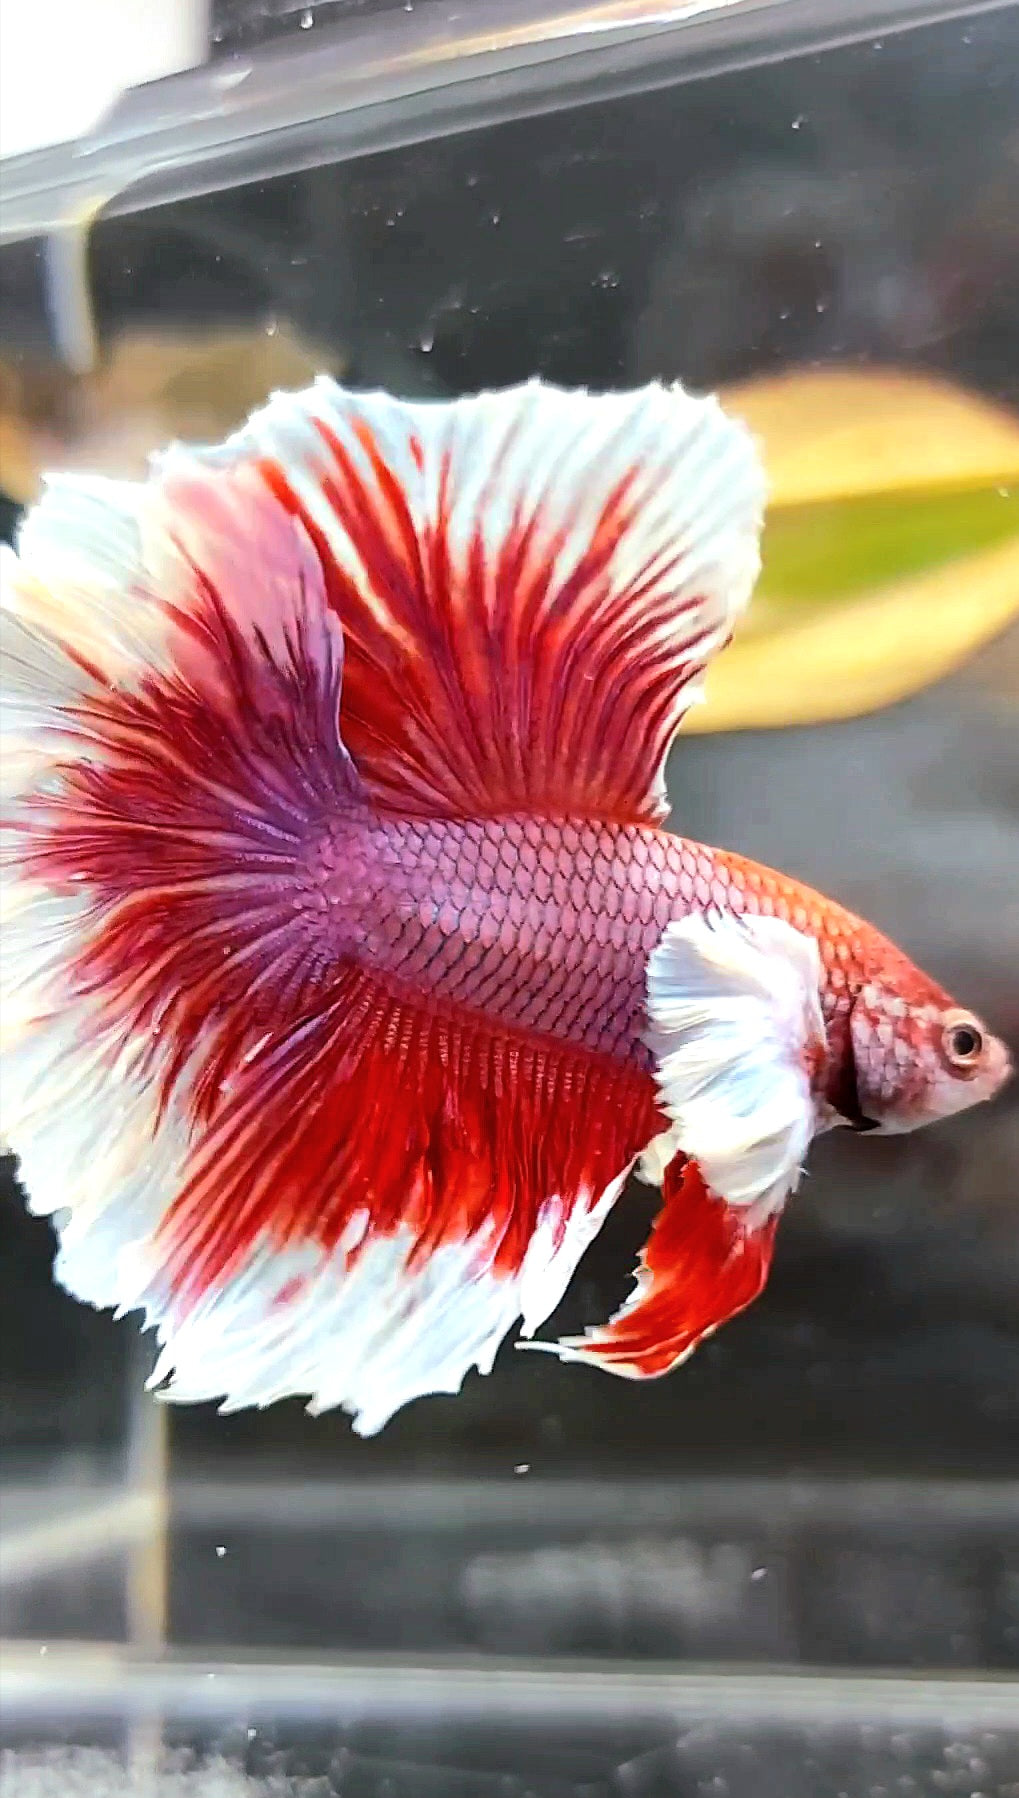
[206,805,889,1080]
[0,377,1010,1434]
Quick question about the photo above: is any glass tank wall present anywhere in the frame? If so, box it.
[1,2,1018,1793]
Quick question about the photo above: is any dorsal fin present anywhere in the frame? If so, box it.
[194,376,764,823]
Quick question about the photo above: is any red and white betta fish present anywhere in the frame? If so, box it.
[0,378,1011,1435]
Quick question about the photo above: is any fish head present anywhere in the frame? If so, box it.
[849,949,1012,1134]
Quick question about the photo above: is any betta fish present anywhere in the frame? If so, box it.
[0,378,1011,1436]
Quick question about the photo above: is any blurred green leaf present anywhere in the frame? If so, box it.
[690,367,1019,731]
[749,482,1019,631]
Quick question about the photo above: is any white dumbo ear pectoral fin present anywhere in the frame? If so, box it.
[646,910,827,1217]
[535,910,827,1382]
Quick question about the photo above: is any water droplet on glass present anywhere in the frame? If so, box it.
[750,1566,767,1581]
[215,1544,227,1558]
[815,300,828,314]
[300,8,314,26]
[514,1462,530,1475]
[490,210,501,226]
[791,114,806,130]
[265,317,278,337]
[419,330,434,353]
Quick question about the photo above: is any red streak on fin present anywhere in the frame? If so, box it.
[561,1156,778,1377]
[11,478,358,1133]
[157,967,658,1311]
[254,384,736,825]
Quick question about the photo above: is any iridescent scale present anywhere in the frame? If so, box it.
[306,812,868,1066]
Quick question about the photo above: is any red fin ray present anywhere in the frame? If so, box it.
[1,458,373,1341]
[160,971,653,1288]
[9,465,363,1120]
[224,378,764,823]
[147,972,656,1432]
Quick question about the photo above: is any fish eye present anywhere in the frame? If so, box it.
[943,1015,984,1065]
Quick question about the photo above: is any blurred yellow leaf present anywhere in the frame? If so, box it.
[0,324,341,506]
[89,327,343,457]
[688,535,1019,732]
[722,366,1019,506]
[689,366,1019,732]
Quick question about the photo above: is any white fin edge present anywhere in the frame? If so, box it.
[144,1170,630,1438]
[1,476,177,684]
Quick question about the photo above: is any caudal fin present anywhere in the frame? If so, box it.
[0,421,657,1434]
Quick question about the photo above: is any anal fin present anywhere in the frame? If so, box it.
[138,973,654,1435]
